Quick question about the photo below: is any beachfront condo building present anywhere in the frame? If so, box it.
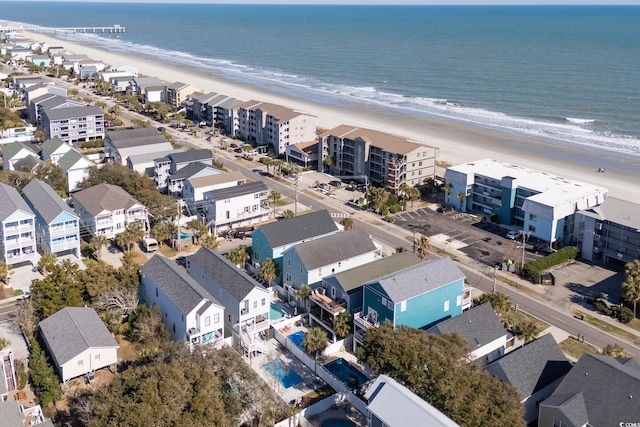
[187,92,243,133]
[233,100,318,156]
[575,197,640,268]
[165,81,198,109]
[318,125,438,193]
[444,159,607,246]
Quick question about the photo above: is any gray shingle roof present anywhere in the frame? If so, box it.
[486,333,571,399]
[43,105,103,121]
[106,128,166,147]
[427,303,508,349]
[0,401,27,427]
[41,136,68,157]
[142,255,221,314]
[325,251,420,293]
[72,184,143,216]
[12,155,41,171]
[187,247,264,301]
[288,228,377,270]
[127,149,182,166]
[258,209,338,248]
[579,196,640,231]
[168,163,221,182]
[22,179,77,223]
[206,181,268,200]
[541,353,640,426]
[0,182,34,222]
[370,257,465,302]
[168,149,213,164]
[57,149,93,173]
[39,307,118,366]
[364,375,460,427]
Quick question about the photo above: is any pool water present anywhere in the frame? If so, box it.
[270,303,286,320]
[263,359,303,389]
[321,420,357,427]
[287,331,306,350]
[324,358,368,388]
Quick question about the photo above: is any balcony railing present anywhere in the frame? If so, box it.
[309,292,346,315]
[353,311,378,330]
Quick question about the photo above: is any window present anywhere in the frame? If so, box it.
[456,295,462,306]
[255,238,259,245]
[205,316,211,326]
[300,267,303,274]
[173,323,176,333]
[553,419,568,427]
[381,297,387,306]
[156,288,158,297]
[444,300,450,312]
[94,354,100,361]
[529,213,537,221]
[400,301,406,312]
[528,225,536,232]
[78,360,83,367]
[253,301,257,309]
[285,273,292,282]
[387,301,393,309]
[214,313,219,323]
[288,259,291,266]
[254,252,260,261]
[261,298,266,306]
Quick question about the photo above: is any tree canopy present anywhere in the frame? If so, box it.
[357,323,525,426]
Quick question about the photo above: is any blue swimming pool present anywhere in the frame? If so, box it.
[324,358,368,388]
[321,420,357,427]
[270,303,286,320]
[263,359,303,389]
[287,331,306,350]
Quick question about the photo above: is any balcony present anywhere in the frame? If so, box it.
[309,291,346,315]
[353,311,378,330]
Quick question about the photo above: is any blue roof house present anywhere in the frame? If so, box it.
[22,179,80,257]
[353,257,468,351]
[250,209,340,284]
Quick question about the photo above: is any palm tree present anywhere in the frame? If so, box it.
[333,311,353,338]
[259,258,279,287]
[456,191,467,211]
[516,321,540,343]
[281,209,295,219]
[601,343,627,357]
[225,245,248,268]
[90,234,109,260]
[407,187,421,207]
[622,260,640,318]
[339,217,355,230]
[37,253,57,275]
[126,222,146,248]
[186,219,208,244]
[151,222,174,248]
[296,284,312,313]
[442,183,453,204]
[416,235,431,261]
[367,186,390,214]
[270,190,281,207]
[0,261,14,286]
[0,337,10,350]
[302,326,328,358]
[115,231,132,253]
[323,155,334,174]
[201,235,220,251]
[109,105,121,120]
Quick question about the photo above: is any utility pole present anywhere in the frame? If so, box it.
[176,199,181,253]
[493,264,497,293]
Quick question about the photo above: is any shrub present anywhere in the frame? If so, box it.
[383,215,395,223]
[523,246,579,284]
[591,299,607,312]
[615,306,634,324]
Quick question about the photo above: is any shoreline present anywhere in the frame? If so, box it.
[20,31,640,201]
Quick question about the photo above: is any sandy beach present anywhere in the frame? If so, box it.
[22,31,640,201]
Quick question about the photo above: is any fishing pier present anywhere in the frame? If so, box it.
[0,25,125,35]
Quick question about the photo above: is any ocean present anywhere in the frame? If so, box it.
[2,3,639,156]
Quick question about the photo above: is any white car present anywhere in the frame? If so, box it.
[506,230,520,240]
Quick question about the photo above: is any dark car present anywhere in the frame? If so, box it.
[329,180,342,187]
[533,244,555,255]
[234,148,243,153]
[436,205,455,213]
[157,126,165,132]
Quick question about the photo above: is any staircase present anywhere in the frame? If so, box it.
[240,328,265,355]
[3,355,15,392]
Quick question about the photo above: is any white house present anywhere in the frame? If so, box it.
[186,247,271,356]
[426,302,514,363]
[182,170,246,212]
[72,183,149,239]
[140,255,225,350]
[40,137,73,164]
[39,307,118,382]
[57,149,95,193]
[103,128,173,166]
[0,183,36,266]
[201,180,272,235]
[1,141,39,171]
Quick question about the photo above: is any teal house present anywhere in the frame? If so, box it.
[353,257,469,351]
[250,209,339,283]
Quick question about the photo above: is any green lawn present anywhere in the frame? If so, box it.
[576,311,640,346]
[559,337,599,360]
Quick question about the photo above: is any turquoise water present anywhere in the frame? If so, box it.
[270,303,285,321]
[287,331,306,351]
[324,358,368,388]
[263,359,303,389]
[321,420,357,427]
[3,4,640,156]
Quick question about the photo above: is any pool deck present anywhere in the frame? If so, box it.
[305,402,367,427]
[250,338,327,404]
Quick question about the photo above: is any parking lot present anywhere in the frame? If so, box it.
[394,207,543,267]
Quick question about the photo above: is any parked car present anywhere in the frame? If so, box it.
[533,243,555,255]
[329,180,342,187]
[506,230,520,240]
[436,205,455,213]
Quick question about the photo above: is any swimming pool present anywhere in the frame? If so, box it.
[263,359,303,389]
[321,420,357,427]
[270,303,286,321]
[324,358,368,388]
[287,331,306,350]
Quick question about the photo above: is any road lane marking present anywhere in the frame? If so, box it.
[549,315,567,324]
